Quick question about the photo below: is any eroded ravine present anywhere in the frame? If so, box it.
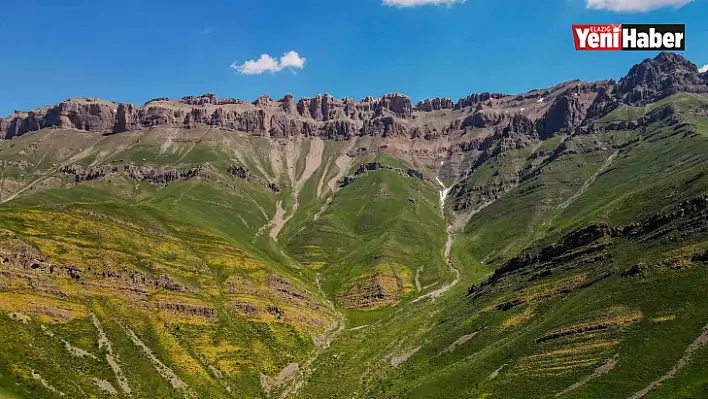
[279,273,345,399]
[269,138,324,241]
[412,161,460,303]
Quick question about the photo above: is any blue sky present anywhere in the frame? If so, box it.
[0,0,706,115]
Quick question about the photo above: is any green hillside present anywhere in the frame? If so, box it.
[1,69,708,397]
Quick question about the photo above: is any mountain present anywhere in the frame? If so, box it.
[1,52,708,399]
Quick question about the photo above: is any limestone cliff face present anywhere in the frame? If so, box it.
[414,97,454,112]
[2,53,706,141]
[0,93,415,140]
[0,89,541,141]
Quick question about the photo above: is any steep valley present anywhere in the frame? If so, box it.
[1,52,708,398]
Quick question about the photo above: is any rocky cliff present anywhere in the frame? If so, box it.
[615,52,708,106]
[2,53,707,143]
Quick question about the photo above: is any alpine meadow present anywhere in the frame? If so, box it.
[1,52,708,398]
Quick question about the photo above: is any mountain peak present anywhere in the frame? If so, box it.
[616,52,707,106]
[650,51,699,72]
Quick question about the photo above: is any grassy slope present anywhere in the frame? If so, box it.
[0,94,707,398]
[293,93,708,398]
[0,130,342,398]
[285,166,449,323]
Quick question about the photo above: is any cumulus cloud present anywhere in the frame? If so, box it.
[382,0,465,7]
[231,51,306,75]
[585,0,694,12]
[699,65,708,74]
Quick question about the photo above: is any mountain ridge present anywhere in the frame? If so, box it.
[2,52,706,142]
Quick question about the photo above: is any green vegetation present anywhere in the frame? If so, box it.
[0,93,707,398]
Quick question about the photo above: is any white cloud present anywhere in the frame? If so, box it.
[231,51,306,75]
[699,65,708,73]
[586,0,694,12]
[382,0,465,7]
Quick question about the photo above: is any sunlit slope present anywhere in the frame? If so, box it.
[0,204,337,398]
[294,93,708,399]
[1,93,707,398]
[285,165,450,315]
[0,125,455,398]
[0,129,351,398]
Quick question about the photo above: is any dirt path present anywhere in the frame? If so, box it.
[628,323,708,399]
[390,347,421,367]
[31,371,64,397]
[176,128,210,163]
[442,331,481,354]
[270,141,286,179]
[412,161,460,303]
[487,364,508,380]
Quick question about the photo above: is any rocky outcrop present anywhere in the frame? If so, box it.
[108,268,189,292]
[537,90,587,139]
[1,99,118,139]
[600,102,680,132]
[616,52,708,106]
[462,109,505,129]
[60,164,205,186]
[115,103,140,132]
[154,301,216,318]
[0,234,190,294]
[227,164,280,192]
[484,194,708,285]
[585,83,618,121]
[415,97,454,112]
[278,94,298,115]
[504,114,537,137]
[0,92,418,139]
[379,93,412,118]
[339,162,424,188]
[179,93,244,106]
[454,92,507,110]
[337,272,404,309]
[227,164,252,180]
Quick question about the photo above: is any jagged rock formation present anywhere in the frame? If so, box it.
[414,97,454,112]
[60,164,205,186]
[227,164,280,192]
[616,52,708,106]
[537,90,587,139]
[454,93,507,110]
[3,53,703,143]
